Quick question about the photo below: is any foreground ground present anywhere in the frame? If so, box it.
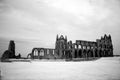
[0,57,120,80]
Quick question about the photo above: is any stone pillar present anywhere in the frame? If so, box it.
[76,45,79,58]
[92,45,95,57]
[110,49,113,57]
[38,50,40,59]
[86,50,88,58]
[8,40,15,58]
[77,49,79,58]
[72,49,75,58]
[85,46,88,58]
[72,44,75,58]
[32,49,34,59]
[101,49,104,57]
[97,49,100,57]
[59,49,63,59]
[81,45,83,58]
[93,49,95,57]
[103,50,106,57]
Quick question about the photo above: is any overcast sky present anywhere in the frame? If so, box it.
[0,0,120,57]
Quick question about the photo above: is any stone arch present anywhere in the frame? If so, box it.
[103,49,108,57]
[65,50,69,59]
[83,49,87,58]
[62,50,65,58]
[94,49,98,57]
[74,49,77,58]
[27,53,32,59]
[90,49,94,57]
[99,49,102,57]
[87,49,91,57]
[31,48,41,59]
[78,49,82,58]
[34,49,38,56]
[67,50,72,59]
[40,48,45,56]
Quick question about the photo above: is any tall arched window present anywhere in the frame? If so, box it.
[79,45,81,49]
[34,49,38,56]
[40,49,44,56]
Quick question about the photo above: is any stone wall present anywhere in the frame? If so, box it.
[28,34,113,59]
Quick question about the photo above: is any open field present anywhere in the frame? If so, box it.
[0,57,120,80]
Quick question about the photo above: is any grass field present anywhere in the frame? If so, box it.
[0,57,120,80]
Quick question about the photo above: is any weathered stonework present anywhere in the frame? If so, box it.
[28,34,113,59]
[1,40,16,59]
[1,40,21,60]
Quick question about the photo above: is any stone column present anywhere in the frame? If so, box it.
[76,45,79,58]
[93,49,95,57]
[81,45,83,58]
[38,50,40,59]
[101,49,103,57]
[92,45,95,57]
[59,49,63,59]
[84,46,86,58]
[31,49,35,59]
[97,48,100,57]
[72,44,75,58]
[110,49,113,57]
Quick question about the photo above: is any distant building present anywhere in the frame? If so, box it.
[1,40,21,60]
[27,34,113,59]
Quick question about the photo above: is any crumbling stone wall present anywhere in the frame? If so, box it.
[1,40,21,60]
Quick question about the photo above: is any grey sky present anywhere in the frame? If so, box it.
[0,0,120,57]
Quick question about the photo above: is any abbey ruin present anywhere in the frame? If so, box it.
[1,40,21,60]
[27,34,113,59]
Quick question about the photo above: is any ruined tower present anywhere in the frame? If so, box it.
[8,40,15,58]
[55,35,67,58]
[96,34,113,57]
[1,40,16,60]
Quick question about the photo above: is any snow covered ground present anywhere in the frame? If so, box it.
[0,57,120,80]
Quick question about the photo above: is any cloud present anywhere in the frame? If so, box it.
[0,0,120,57]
